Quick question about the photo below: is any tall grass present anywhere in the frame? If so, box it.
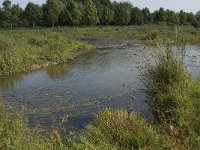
[140,43,200,149]
[0,30,91,75]
[0,97,53,150]
[69,109,172,150]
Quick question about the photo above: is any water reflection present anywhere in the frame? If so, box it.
[46,63,73,80]
[0,73,24,90]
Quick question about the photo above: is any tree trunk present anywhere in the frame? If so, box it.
[52,21,54,29]
[32,22,35,28]
[10,24,12,29]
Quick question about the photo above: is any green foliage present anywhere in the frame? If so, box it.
[42,0,64,28]
[0,0,200,27]
[69,109,171,150]
[143,47,192,125]
[59,1,83,26]
[141,45,200,149]
[131,7,144,25]
[83,0,99,26]
[179,10,187,25]
[24,2,42,28]
[153,7,167,25]
[1,0,12,28]
[100,6,114,25]
[196,11,200,21]
[113,2,132,25]
[142,7,152,24]
[166,9,179,25]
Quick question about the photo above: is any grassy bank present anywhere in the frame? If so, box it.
[55,25,200,43]
[0,25,200,75]
[0,29,91,75]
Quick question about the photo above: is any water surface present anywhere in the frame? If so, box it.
[0,43,200,130]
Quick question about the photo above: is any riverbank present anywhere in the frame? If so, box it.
[1,25,200,76]
[57,25,200,43]
[0,30,92,76]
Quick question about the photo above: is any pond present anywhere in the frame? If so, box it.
[0,43,200,131]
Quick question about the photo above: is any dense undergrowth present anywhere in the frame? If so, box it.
[0,30,91,75]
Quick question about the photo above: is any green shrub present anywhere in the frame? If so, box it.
[141,45,200,149]
[70,109,170,150]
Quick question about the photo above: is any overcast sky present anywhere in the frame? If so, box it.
[1,0,200,13]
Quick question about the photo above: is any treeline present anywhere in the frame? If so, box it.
[0,0,200,28]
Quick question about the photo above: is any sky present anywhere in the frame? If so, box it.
[1,0,200,13]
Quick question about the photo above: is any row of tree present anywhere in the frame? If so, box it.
[0,0,200,28]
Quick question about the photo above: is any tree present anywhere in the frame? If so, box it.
[10,4,23,28]
[187,12,196,25]
[196,11,200,21]
[59,1,83,26]
[100,6,114,25]
[113,2,132,25]
[179,10,187,25]
[165,9,179,25]
[83,0,99,25]
[24,2,42,28]
[131,7,144,25]
[142,7,152,24]
[92,0,111,7]
[153,7,166,24]
[42,0,64,28]
[2,0,11,28]
[92,0,112,25]
[0,8,3,27]
[2,0,11,11]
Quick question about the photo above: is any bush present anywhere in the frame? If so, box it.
[141,45,200,149]
[70,109,170,150]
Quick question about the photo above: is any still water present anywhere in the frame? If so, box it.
[0,43,200,130]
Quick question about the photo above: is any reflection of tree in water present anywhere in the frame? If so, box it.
[0,73,24,90]
[72,50,112,72]
[46,51,113,80]
[46,63,73,80]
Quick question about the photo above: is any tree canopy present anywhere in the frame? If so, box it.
[0,0,200,28]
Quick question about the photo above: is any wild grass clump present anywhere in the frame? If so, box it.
[69,109,172,150]
[140,30,160,41]
[143,48,192,125]
[141,45,200,149]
